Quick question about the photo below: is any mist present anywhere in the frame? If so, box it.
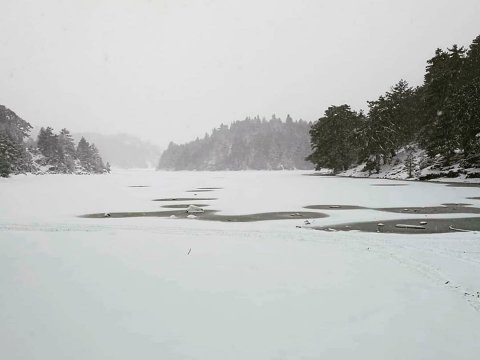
[1,0,479,147]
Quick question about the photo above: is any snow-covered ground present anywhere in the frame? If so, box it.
[339,145,480,182]
[1,169,480,359]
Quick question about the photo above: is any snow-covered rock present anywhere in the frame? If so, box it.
[338,145,480,182]
[186,205,204,214]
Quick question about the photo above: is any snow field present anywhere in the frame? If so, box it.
[1,169,480,359]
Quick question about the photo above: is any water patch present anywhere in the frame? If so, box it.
[304,205,366,210]
[376,205,480,215]
[80,210,217,219]
[441,203,472,206]
[202,211,327,222]
[80,210,327,222]
[444,182,480,188]
[371,183,408,186]
[153,197,218,201]
[312,217,480,234]
[160,204,210,209]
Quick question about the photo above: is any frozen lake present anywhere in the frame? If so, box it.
[1,170,480,359]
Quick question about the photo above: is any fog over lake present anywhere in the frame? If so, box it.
[1,0,480,146]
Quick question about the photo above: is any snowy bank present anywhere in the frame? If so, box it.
[335,145,480,183]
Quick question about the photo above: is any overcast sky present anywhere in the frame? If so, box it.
[1,0,479,147]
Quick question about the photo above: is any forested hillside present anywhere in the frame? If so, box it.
[307,35,480,179]
[158,116,313,170]
[0,105,108,177]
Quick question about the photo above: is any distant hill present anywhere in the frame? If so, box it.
[73,133,162,168]
[158,115,313,170]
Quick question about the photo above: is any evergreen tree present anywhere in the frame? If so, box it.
[357,80,419,170]
[74,137,107,173]
[444,78,480,159]
[307,105,363,173]
[77,137,92,171]
[58,128,76,172]
[0,132,17,177]
[465,35,480,80]
[0,105,32,142]
[89,143,105,173]
[37,127,59,162]
[421,45,467,158]
[0,105,32,176]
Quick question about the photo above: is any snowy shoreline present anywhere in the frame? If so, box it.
[309,172,480,186]
[338,174,480,186]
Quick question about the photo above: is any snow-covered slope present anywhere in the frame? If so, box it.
[25,148,107,175]
[339,145,480,182]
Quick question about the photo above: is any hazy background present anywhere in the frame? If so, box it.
[1,0,479,148]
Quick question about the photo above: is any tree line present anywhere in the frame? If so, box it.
[158,115,313,170]
[36,127,109,174]
[0,104,109,177]
[307,35,480,174]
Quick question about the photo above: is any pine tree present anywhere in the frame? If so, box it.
[0,132,17,177]
[37,127,59,162]
[58,128,76,172]
[89,144,105,173]
[307,105,363,173]
[465,35,480,80]
[76,137,92,171]
[0,105,32,142]
[0,105,32,176]
[444,78,480,159]
[422,45,467,158]
[404,146,416,178]
[357,80,419,170]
